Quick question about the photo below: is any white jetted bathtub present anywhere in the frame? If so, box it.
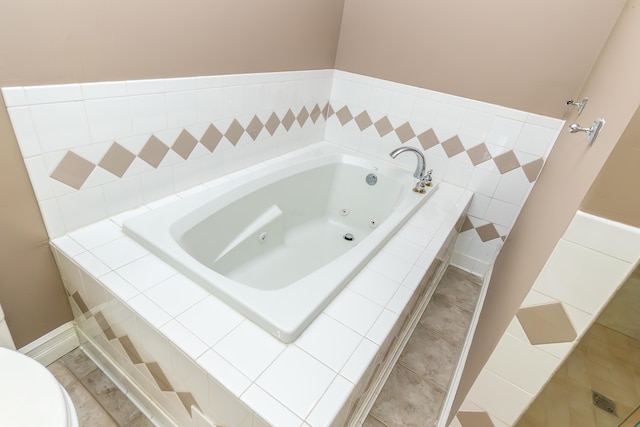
[124,144,437,342]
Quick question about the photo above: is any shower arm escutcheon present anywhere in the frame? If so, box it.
[568,118,605,145]
[566,97,589,115]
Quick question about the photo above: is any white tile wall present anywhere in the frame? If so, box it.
[461,210,640,426]
[326,70,564,274]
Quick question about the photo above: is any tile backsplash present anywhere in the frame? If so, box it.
[2,69,564,273]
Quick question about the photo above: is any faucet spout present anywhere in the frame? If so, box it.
[389,146,426,179]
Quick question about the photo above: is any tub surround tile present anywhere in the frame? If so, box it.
[51,170,474,426]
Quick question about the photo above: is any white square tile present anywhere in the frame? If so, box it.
[164,77,197,92]
[177,296,244,346]
[130,94,167,135]
[295,314,362,372]
[492,169,532,206]
[80,81,128,99]
[127,294,171,328]
[241,385,303,427]
[367,251,414,284]
[51,235,85,257]
[256,346,336,419]
[513,123,558,157]
[444,161,474,189]
[324,288,384,336]
[460,109,493,140]
[485,333,559,395]
[159,320,209,360]
[402,264,429,290]
[23,157,55,200]
[84,97,133,142]
[145,274,207,317]
[366,309,399,345]
[199,350,251,397]
[57,187,108,232]
[30,101,91,152]
[306,375,353,427]
[109,206,150,226]
[1,87,27,107]
[91,236,148,270]
[38,199,65,238]
[69,219,122,250]
[348,268,401,307]
[340,338,379,384]
[24,83,82,104]
[7,107,42,158]
[115,254,177,292]
[484,198,520,228]
[387,285,413,314]
[74,251,111,278]
[533,240,632,315]
[214,321,285,380]
[467,168,501,198]
[102,175,144,216]
[485,117,524,149]
[466,369,533,426]
[382,236,424,264]
[100,271,139,301]
[166,90,198,129]
[563,211,640,263]
[126,79,165,96]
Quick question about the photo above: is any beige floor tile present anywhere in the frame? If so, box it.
[81,368,146,426]
[398,324,460,389]
[48,360,79,388]
[370,364,445,427]
[65,380,118,427]
[419,293,473,346]
[61,347,99,379]
[363,415,387,427]
[435,267,482,312]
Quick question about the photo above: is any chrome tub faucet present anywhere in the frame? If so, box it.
[389,146,432,193]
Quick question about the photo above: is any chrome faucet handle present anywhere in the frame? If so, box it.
[423,169,433,186]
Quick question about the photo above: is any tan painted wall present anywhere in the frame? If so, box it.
[452,0,640,417]
[335,0,625,118]
[581,105,640,228]
[0,0,345,348]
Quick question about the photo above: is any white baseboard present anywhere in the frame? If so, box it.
[18,321,79,366]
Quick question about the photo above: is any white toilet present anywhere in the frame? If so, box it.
[0,305,79,427]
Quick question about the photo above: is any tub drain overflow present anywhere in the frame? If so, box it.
[343,233,354,241]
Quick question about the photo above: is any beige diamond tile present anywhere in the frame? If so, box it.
[459,216,475,233]
[224,119,244,145]
[297,106,309,127]
[265,112,281,135]
[522,158,544,182]
[355,111,373,131]
[517,302,577,345]
[336,106,353,125]
[146,362,173,391]
[417,129,440,150]
[441,136,465,158]
[475,223,500,242]
[98,143,135,178]
[139,136,170,168]
[374,116,394,137]
[71,291,90,315]
[172,129,198,160]
[246,115,264,141]
[177,392,200,416]
[200,124,223,152]
[395,122,416,143]
[51,152,96,190]
[493,150,521,174]
[457,411,495,427]
[119,336,143,364]
[93,311,117,340]
[282,109,296,131]
[309,104,322,123]
[466,143,492,166]
[324,103,334,119]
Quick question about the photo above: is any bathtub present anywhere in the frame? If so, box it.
[123,144,437,342]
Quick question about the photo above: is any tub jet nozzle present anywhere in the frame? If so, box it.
[343,233,354,241]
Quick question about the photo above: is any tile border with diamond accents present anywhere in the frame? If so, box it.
[49,103,329,190]
[67,289,202,418]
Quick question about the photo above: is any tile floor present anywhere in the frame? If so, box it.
[364,266,482,427]
[49,265,481,427]
[48,348,153,426]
